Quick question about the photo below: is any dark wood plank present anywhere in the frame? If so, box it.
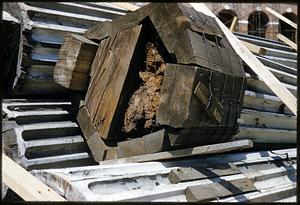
[185,178,257,202]
[76,106,109,162]
[85,25,142,140]
[168,164,241,184]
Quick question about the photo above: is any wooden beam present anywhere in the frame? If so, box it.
[229,16,238,32]
[265,7,297,29]
[111,3,140,11]
[99,139,253,165]
[277,34,297,51]
[2,153,66,201]
[190,3,297,116]
[241,40,267,55]
[53,33,98,91]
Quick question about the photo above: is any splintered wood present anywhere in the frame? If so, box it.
[123,43,165,133]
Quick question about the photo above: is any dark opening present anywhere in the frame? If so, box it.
[279,12,297,42]
[218,9,238,30]
[248,11,269,37]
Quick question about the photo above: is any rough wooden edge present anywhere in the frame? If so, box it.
[277,34,297,51]
[190,3,297,115]
[2,153,66,201]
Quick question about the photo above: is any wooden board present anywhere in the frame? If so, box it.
[229,16,238,32]
[53,33,98,91]
[185,178,257,202]
[241,40,267,55]
[85,25,142,140]
[169,164,241,184]
[2,153,66,201]
[190,3,297,116]
[265,7,297,29]
[99,139,253,164]
[76,106,109,162]
[277,34,297,51]
[111,3,140,11]
[117,129,171,158]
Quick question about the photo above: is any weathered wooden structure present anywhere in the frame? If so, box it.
[73,3,246,161]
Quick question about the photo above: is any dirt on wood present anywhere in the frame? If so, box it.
[123,42,166,133]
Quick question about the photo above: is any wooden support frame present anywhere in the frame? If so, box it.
[265,7,297,29]
[277,34,297,51]
[2,153,66,201]
[190,3,297,116]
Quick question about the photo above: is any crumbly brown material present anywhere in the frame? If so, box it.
[123,43,165,133]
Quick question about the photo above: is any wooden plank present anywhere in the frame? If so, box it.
[241,40,267,55]
[169,164,241,184]
[111,3,140,11]
[277,34,297,51]
[2,153,66,201]
[229,16,238,32]
[85,25,142,140]
[190,3,297,115]
[265,7,297,29]
[185,178,256,202]
[53,33,98,91]
[246,77,297,97]
[76,106,109,162]
[99,139,253,164]
[240,109,296,130]
[234,127,296,143]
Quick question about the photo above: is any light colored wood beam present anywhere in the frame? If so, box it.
[277,34,297,51]
[230,16,238,32]
[265,7,297,29]
[190,3,297,116]
[241,40,267,55]
[111,3,139,11]
[2,153,66,201]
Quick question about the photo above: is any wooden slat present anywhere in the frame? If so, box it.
[2,153,66,201]
[265,7,297,29]
[229,16,238,32]
[277,34,297,51]
[190,3,297,115]
[111,3,140,11]
[241,40,267,55]
[186,178,257,202]
[99,139,253,164]
[169,164,241,184]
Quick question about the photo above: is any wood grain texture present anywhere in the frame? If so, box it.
[85,25,142,140]
[53,33,98,91]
